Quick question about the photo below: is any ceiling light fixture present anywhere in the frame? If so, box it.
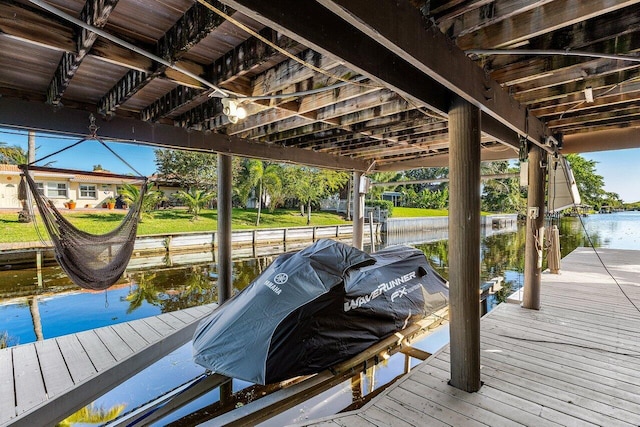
[222,98,247,124]
[584,87,594,103]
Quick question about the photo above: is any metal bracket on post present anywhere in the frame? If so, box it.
[518,135,528,163]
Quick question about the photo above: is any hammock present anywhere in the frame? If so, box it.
[16,123,150,291]
[19,165,148,290]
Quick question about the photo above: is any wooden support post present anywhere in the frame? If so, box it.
[217,154,233,304]
[523,145,546,309]
[448,96,482,392]
[353,171,364,250]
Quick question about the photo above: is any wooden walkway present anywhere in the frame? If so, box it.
[0,303,216,427]
[302,248,640,426]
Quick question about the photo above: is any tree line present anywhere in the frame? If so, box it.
[2,141,631,217]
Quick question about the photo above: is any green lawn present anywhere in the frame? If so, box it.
[392,207,449,217]
[0,208,351,244]
[0,206,502,244]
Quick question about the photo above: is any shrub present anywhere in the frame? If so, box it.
[365,199,394,216]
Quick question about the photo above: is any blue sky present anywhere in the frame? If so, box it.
[2,127,640,202]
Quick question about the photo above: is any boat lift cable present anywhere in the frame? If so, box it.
[574,211,640,315]
[552,153,640,315]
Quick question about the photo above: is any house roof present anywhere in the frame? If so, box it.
[0,163,140,184]
[1,1,639,171]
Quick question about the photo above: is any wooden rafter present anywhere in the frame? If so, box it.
[97,1,231,116]
[308,0,546,144]
[454,0,640,50]
[141,28,299,123]
[46,0,119,106]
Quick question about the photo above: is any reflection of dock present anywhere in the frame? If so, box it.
[302,248,640,426]
[0,304,215,426]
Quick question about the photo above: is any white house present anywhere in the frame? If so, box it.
[0,164,142,209]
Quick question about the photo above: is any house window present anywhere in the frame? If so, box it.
[36,182,68,198]
[79,184,97,199]
[35,182,45,196]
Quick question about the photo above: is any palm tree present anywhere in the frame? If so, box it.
[176,189,215,220]
[0,142,27,164]
[125,272,161,314]
[238,159,265,225]
[118,182,163,222]
[262,164,284,212]
[0,143,33,222]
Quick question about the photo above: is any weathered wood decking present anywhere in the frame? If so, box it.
[0,304,216,426]
[302,247,640,426]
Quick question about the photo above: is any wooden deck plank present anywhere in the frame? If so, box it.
[476,362,634,427]
[426,357,601,427]
[125,318,162,343]
[366,398,450,427]
[0,348,15,424]
[480,331,640,398]
[111,323,150,351]
[55,334,97,384]
[93,327,134,361]
[73,330,116,372]
[361,403,423,427]
[406,368,562,426]
[12,344,46,415]
[141,315,177,336]
[168,308,199,324]
[34,339,73,398]
[4,305,212,427]
[483,317,638,375]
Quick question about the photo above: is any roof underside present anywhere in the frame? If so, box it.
[1,0,640,171]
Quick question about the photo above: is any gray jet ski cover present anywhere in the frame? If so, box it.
[192,239,448,384]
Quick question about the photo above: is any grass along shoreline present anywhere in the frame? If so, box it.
[0,207,453,244]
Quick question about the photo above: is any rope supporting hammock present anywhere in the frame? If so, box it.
[19,166,147,290]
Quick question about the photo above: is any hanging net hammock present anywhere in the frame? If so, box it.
[18,128,148,290]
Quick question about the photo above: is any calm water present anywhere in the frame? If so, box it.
[2,211,640,425]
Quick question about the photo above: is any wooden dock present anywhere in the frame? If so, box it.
[302,247,640,426]
[0,304,216,427]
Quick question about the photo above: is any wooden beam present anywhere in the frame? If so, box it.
[237,90,400,140]
[98,1,230,116]
[0,97,371,171]
[515,67,640,105]
[0,2,74,53]
[374,143,517,171]
[438,0,555,39]
[313,0,546,144]
[548,105,640,129]
[455,0,640,50]
[97,70,148,116]
[46,0,119,106]
[562,127,640,153]
[219,0,452,116]
[489,5,640,72]
[532,88,640,118]
[142,28,299,123]
[448,95,481,392]
[172,50,342,131]
[140,86,205,122]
